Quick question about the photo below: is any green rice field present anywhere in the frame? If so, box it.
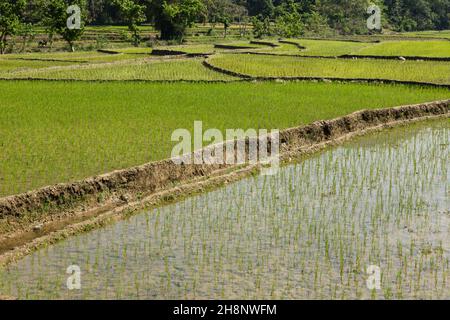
[280,39,374,56]
[1,58,235,81]
[1,26,449,302]
[208,54,450,84]
[0,80,448,197]
[356,40,450,58]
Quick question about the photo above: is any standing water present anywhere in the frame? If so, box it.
[0,119,448,299]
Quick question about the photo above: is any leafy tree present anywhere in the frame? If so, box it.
[316,0,370,35]
[273,0,304,37]
[0,0,26,54]
[151,0,206,41]
[18,22,35,52]
[385,0,450,31]
[112,0,146,46]
[206,0,247,37]
[41,0,88,52]
[246,0,274,17]
[251,15,271,38]
[303,10,333,36]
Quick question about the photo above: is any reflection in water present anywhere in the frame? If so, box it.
[0,119,449,299]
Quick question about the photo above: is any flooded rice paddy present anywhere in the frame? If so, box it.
[0,119,448,299]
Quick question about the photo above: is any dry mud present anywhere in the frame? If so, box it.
[0,100,448,266]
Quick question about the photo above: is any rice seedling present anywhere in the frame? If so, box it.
[0,119,447,299]
[0,80,448,198]
[208,53,450,84]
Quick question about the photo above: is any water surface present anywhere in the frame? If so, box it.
[0,119,448,299]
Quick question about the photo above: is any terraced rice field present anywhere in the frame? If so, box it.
[355,40,450,58]
[1,119,447,299]
[0,58,235,81]
[0,30,449,302]
[0,59,75,73]
[279,39,374,56]
[399,30,450,39]
[207,54,450,84]
[0,80,448,198]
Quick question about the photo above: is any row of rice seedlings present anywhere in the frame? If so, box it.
[0,120,447,299]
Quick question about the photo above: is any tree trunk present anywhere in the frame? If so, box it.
[48,33,54,52]
[0,33,6,55]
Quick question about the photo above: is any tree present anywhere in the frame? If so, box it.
[41,0,88,52]
[385,0,450,31]
[246,0,274,17]
[206,0,247,37]
[151,0,206,41]
[316,0,370,35]
[0,0,26,54]
[18,22,35,52]
[112,0,146,46]
[252,15,271,38]
[273,0,304,37]
[303,11,332,36]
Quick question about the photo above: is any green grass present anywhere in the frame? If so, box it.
[356,40,450,57]
[208,54,450,84]
[0,80,448,196]
[1,58,236,81]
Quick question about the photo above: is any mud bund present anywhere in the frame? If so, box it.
[0,100,449,227]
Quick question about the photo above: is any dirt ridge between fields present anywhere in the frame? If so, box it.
[0,100,448,267]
